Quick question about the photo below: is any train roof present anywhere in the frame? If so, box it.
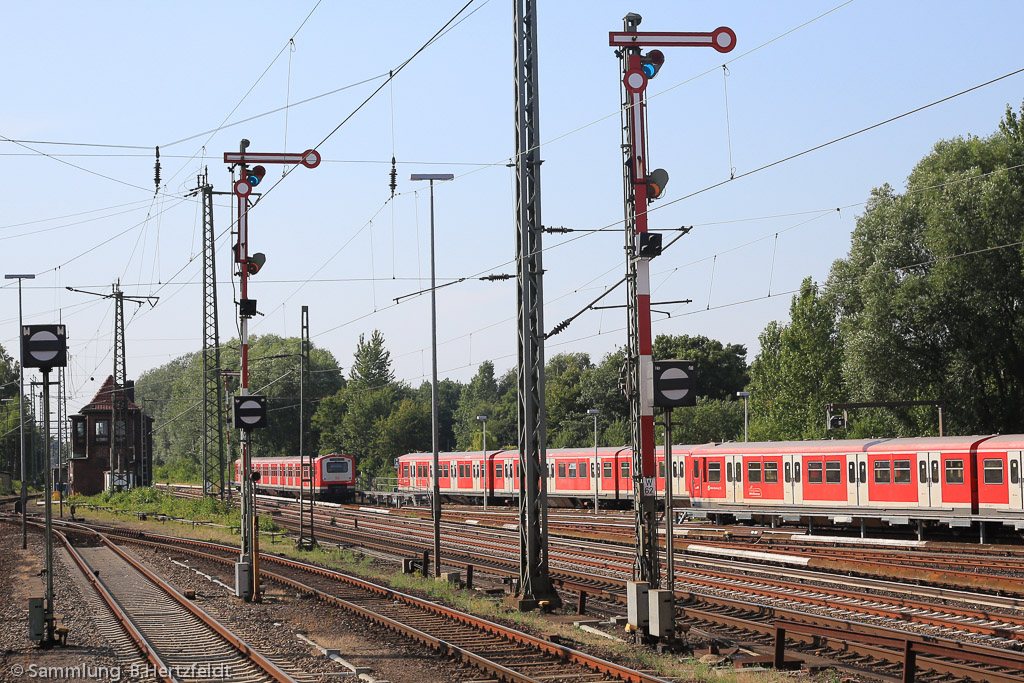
[975,434,1024,449]
[692,439,887,454]
[246,453,352,463]
[866,435,995,452]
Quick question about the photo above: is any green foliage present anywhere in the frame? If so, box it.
[72,487,237,525]
[827,101,1024,435]
[652,334,749,400]
[348,330,394,388]
[748,278,844,440]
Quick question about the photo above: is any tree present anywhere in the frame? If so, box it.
[348,330,394,388]
[748,277,844,440]
[452,361,499,450]
[545,352,594,448]
[828,102,1024,435]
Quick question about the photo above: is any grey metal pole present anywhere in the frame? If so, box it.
[664,409,674,595]
[589,409,599,515]
[41,369,55,642]
[429,179,441,579]
[6,274,33,549]
[479,416,488,511]
[744,397,748,442]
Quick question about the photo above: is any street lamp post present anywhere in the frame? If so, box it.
[477,415,488,511]
[6,273,35,550]
[411,172,454,579]
[737,391,750,441]
[587,409,600,515]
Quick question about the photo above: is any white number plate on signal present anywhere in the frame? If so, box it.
[643,477,655,496]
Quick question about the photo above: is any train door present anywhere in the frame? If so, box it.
[916,451,939,508]
[850,452,868,505]
[1009,451,1023,511]
[690,456,704,499]
[782,454,798,504]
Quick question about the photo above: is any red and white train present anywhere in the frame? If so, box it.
[396,435,1024,529]
[235,453,356,502]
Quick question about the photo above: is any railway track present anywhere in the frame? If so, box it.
[56,518,671,683]
[53,524,307,683]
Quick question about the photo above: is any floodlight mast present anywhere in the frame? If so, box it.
[610,14,735,594]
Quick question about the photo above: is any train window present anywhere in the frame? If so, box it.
[825,461,841,484]
[848,462,855,483]
[874,460,891,484]
[604,462,613,479]
[807,462,822,484]
[568,462,577,478]
[794,462,800,483]
[784,462,791,483]
[558,462,566,478]
[919,461,928,483]
[1010,460,1019,485]
[622,461,631,479]
[495,463,503,479]
[859,462,866,483]
[764,462,779,483]
[983,459,1004,485]
[726,463,733,482]
[747,461,762,484]
[473,464,479,478]
[591,462,596,478]
[931,460,939,483]
[945,459,964,484]
[735,463,742,483]
[693,461,699,478]
[658,461,665,479]
[893,460,911,484]
[672,461,678,478]
[303,465,311,479]
[708,462,721,483]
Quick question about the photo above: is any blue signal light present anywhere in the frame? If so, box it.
[642,63,657,78]
[247,165,266,187]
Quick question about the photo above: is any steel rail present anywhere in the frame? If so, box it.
[54,529,179,683]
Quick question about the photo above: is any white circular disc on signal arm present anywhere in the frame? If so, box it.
[625,70,647,92]
[301,149,322,168]
[29,330,59,362]
[660,367,690,401]
[712,27,737,53]
[234,179,252,197]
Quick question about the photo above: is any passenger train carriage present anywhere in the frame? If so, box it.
[396,435,1024,531]
[235,453,355,502]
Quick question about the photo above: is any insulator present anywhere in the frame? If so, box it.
[389,156,397,198]
[152,145,160,191]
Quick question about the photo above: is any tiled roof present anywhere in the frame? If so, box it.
[80,375,142,412]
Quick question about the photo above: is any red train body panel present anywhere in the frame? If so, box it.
[235,453,355,502]
[396,435,1024,527]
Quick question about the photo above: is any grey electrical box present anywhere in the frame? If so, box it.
[28,597,45,642]
[626,581,649,631]
[235,562,252,600]
[648,589,674,639]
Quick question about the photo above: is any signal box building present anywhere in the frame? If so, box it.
[69,375,153,495]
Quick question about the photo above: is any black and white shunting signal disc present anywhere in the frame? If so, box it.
[232,395,268,430]
[652,360,697,408]
[22,325,67,370]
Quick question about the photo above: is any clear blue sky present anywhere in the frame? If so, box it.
[3,1,1023,415]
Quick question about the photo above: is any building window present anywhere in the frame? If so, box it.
[94,419,110,442]
[874,460,891,484]
[825,461,842,484]
[708,462,721,483]
[747,461,762,484]
[943,459,963,484]
[983,458,1004,485]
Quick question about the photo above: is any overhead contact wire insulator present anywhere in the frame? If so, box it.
[389,156,397,198]
[153,146,161,191]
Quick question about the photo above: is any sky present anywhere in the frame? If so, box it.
[3,1,1023,417]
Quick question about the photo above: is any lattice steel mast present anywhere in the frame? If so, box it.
[199,170,226,498]
[514,0,559,610]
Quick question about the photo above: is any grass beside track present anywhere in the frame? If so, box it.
[67,489,818,683]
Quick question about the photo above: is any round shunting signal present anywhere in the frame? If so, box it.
[234,179,252,197]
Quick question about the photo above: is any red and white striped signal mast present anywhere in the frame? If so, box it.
[609,14,735,588]
[224,140,320,601]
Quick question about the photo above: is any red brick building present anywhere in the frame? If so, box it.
[69,376,153,495]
